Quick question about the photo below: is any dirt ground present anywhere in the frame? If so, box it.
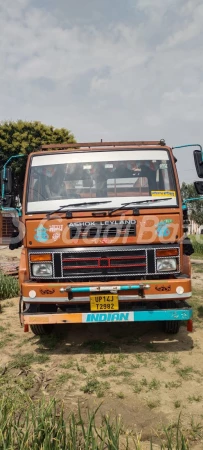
[1,247,203,448]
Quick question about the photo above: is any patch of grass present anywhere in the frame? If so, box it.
[56,373,74,384]
[60,359,75,369]
[0,395,191,449]
[156,362,166,372]
[10,352,50,369]
[117,370,132,378]
[133,382,142,394]
[190,418,203,440]
[161,416,189,449]
[35,354,50,364]
[165,380,182,389]
[140,377,148,387]
[174,400,181,409]
[0,325,6,332]
[155,353,168,362]
[81,377,110,397]
[0,334,14,348]
[190,235,203,256]
[76,363,87,374]
[171,356,180,366]
[148,378,161,391]
[188,395,202,403]
[0,273,19,300]
[112,353,128,363]
[129,362,140,369]
[101,364,118,377]
[10,353,34,369]
[96,382,110,398]
[177,366,194,380]
[116,392,124,399]
[133,377,148,394]
[147,399,160,409]
[97,355,107,368]
[17,374,35,391]
[135,354,147,364]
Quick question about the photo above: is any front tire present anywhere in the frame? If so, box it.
[163,320,181,334]
[30,324,54,335]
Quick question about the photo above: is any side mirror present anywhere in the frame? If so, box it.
[1,167,13,207]
[194,150,203,178]
[1,167,12,195]
[194,181,203,195]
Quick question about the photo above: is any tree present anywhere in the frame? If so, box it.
[0,120,75,200]
[181,182,203,226]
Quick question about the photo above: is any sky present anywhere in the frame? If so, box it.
[0,0,203,184]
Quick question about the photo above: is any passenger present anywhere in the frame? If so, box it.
[93,163,108,197]
[44,166,67,199]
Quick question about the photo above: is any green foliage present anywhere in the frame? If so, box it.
[0,396,190,449]
[0,273,19,299]
[0,120,75,199]
[189,235,203,255]
[181,182,203,226]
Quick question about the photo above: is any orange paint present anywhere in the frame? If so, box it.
[25,313,82,325]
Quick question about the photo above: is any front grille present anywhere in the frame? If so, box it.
[29,245,180,282]
[62,248,146,281]
[70,224,136,239]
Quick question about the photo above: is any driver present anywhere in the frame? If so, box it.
[44,166,67,199]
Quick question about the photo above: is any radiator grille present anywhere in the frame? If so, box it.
[62,248,146,281]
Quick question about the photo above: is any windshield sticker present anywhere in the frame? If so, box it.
[34,225,49,242]
[151,191,176,197]
[159,163,168,169]
[83,165,92,170]
[156,219,173,237]
[105,164,114,168]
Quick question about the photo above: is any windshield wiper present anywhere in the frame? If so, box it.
[109,197,173,216]
[46,201,112,219]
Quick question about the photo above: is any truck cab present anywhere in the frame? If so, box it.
[8,139,193,335]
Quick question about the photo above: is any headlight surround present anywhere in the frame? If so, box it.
[32,263,53,277]
[157,258,177,272]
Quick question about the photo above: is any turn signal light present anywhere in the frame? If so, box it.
[156,249,179,257]
[30,254,52,262]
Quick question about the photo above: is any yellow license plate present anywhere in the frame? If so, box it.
[90,294,119,311]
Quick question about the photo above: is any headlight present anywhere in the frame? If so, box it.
[32,263,53,277]
[157,258,177,272]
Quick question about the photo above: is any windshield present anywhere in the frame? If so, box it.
[27,149,177,213]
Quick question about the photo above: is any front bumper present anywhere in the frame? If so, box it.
[22,278,192,303]
[23,308,192,325]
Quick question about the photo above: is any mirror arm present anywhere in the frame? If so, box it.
[172,144,203,164]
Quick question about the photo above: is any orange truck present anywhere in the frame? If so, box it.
[1,140,200,335]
